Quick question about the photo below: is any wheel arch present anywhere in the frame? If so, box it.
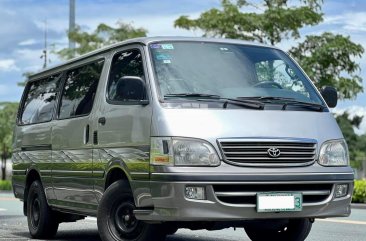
[23,168,42,216]
[101,157,152,208]
[104,164,131,191]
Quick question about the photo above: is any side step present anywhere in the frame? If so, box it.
[133,209,153,215]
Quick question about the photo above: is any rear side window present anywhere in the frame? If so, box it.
[107,49,145,102]
[59,59,104,119]
[20,74,61,125]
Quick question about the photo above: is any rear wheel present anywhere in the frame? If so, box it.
[244,218,312,241]
[97,180,166,241]
[164,225,179,236]
[27,180,59,239]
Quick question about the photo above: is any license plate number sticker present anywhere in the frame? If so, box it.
[257,192,302,212]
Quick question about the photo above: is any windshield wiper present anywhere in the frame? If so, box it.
[164,93,264,110]
[237,96,325,111]
[238,96,292,100]
[198,98,264,110]
[164,93,221,98]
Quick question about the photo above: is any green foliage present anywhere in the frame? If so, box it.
[290,33,364,100]
[18,71,34,87]
[0,180,12,190]
[352,180,366,203]
[335,112,366,168]
[0,102,19,180]
[57,21,148,60]
[175,0,323,45]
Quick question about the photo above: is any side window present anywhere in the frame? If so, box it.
[107,49,145,102]
[59,59,104,119]
[20,74,61,125]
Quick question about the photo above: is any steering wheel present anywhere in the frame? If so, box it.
[253,81,283,89]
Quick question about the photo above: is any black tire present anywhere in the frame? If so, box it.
[97,180,166,241]
[27,180,59,239]
[244,218,312,241]
[164,225,179,235]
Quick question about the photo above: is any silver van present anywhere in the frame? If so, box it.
[12,37,353,241]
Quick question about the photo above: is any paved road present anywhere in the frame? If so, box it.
[1,192,366,241]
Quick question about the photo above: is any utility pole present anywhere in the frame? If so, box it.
[69,0,76,57]
[40,19,48,69]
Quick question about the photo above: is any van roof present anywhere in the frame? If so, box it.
[30,36,277,80]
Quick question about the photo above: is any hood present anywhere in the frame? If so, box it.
[152,108,343,146]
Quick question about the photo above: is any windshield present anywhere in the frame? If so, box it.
[149,41,324,105]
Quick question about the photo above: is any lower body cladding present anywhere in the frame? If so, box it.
[134,173,354,222]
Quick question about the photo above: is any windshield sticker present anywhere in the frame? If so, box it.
[161,44,174,50]
[163,59,171,64]
[150,44,161,49]
[155,53,171,61]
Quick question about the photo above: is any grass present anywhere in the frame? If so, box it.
[0,180,12,191]
[352,180,366,203]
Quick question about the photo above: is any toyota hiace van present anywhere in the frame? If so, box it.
[12,37,353,241]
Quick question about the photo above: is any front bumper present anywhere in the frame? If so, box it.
[135,172,354,221]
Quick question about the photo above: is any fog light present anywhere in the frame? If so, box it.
[335,184,348,198]
[185,186,205,200]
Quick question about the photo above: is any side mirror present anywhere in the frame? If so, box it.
[320,86,337,108]
[115,76,149,105]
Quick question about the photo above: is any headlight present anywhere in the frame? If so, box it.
[319,139,349,166]
[150,137,220,166]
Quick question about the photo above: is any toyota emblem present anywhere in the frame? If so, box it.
[267,147,281,158]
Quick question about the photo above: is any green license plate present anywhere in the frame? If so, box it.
[257,192,303,213]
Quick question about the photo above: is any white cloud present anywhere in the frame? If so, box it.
[0,59,19,71]
[46,12,203,38]
[324,12,366,32]
[18,38,37,46]
[16,48,43,61]
[14,48,62,72]
[334,106,366,135]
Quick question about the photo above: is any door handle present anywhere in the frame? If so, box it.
[98,117,106,125]
[84,124,90,144]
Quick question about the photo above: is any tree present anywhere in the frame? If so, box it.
[174,0,364,99]
[175,0,323,45]
[290,33,364,100]
[18,71,33,87]
[336,112,366,168]
[0,102,18,180]
[57,21,148,60]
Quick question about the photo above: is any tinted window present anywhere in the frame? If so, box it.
[107,49,145,101]
[59,59,104,119]
[21,74,61,125]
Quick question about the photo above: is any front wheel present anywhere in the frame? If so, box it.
[97,180,166,241]
[244,218,312,241]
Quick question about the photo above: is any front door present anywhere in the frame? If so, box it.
[93,47,152,206]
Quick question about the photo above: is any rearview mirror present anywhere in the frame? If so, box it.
[320,86,337,108]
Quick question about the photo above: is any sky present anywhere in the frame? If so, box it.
[0,0,365,132]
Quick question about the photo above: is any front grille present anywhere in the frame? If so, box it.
[218,139,317,167]
[213,183,333,205]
